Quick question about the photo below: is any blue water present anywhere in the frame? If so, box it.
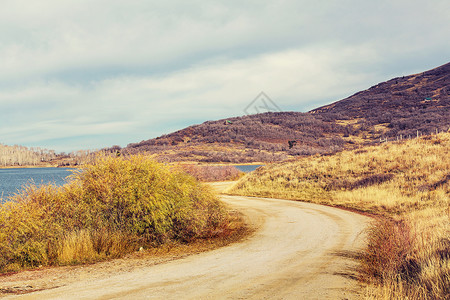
[0,166,261,204]
[0,168,73,204]
[233,165,263,173]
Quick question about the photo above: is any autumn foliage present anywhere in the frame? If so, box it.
[0,155,230,273]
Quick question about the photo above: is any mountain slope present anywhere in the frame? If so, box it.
[118,62,450,163]
[122,112,348,162]
[311,62,449,136]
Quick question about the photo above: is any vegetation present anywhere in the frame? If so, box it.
[227,132,449,299]
[54,149,98,167]
[0,144,99,168]
[0,144,57,167]
[119,112,341,163]
[176,164,244,182]
[311,62,450,140]
[0,155,232,273]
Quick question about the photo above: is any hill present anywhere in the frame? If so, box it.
[121,112,348,163]
[114,62,449,163]
[311,62,450,137]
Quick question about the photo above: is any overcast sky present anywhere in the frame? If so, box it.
[1,0,449,152]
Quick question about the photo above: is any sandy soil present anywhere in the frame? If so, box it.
[1,195,369,299]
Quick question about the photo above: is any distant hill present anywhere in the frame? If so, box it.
[121,112,348,162]
[116,62,449,163]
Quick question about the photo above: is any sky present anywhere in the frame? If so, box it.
[1,0,449,153]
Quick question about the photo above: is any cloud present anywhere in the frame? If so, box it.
[3,1,447,83]
[0,45,383,150]
[0,0,449,151]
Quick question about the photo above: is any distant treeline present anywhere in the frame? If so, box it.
[0,144,57,167]
[0,144,99,167]
[56,150,98,167]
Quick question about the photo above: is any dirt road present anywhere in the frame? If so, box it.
[4,195,369,299]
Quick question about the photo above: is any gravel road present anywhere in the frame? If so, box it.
[5,195,369,299]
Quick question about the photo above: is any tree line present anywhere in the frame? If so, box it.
[0,144,56,167]
[0,145,99,167]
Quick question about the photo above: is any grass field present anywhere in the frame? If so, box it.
[227,132,449,299]
[0,155,235,273]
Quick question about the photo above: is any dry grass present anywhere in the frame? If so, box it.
[227,132,449,299]
[56,229,134,265]
[0,155,234,273]
[175,164,244,182]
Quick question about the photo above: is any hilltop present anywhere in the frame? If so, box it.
[121,112,347,163]
[311,62,450,136]
[117,62,449,163]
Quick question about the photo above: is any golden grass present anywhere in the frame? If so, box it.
[57,230,97,265]
[0,155,233,273]
[227,132,449,299]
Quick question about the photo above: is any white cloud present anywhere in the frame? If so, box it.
[3,0,444,82]
[0,0,449,151]
[0,45,384,150]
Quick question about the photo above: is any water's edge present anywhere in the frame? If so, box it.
[0,168,73,203]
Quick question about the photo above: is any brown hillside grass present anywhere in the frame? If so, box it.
[175,164,244,182]
[0,155,233,273]
[227,132,449,299]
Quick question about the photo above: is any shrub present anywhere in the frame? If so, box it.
[362,219,418,282]
[351,173,394,190]
[0,155,230,272]
[177,164,243,182]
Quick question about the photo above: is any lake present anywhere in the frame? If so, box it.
[0,165,263,204]
[0,168,73,204]
[233,164,263,173]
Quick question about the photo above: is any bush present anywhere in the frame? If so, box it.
[177,164,243,182]
[0,155,229,272]
[362,219,418,282]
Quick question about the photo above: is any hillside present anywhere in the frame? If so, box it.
[311,62,450,137]
[122,112,348,163]
[1,64,448,166]
[226,132,450,299]
[117,62,449,163]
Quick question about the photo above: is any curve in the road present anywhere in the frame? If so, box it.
[12,195,369,300]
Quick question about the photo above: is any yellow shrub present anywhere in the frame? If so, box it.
[0,155,230,272]
[57,230,97,265]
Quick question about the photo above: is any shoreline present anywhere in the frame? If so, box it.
[0,164,60,169]
[173,161,266,166]
[1,162,267,169]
